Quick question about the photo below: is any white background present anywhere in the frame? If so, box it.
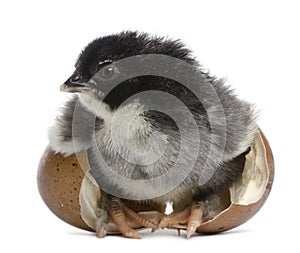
[0,0,299,252]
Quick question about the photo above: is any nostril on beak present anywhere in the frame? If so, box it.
[70,74,82,83]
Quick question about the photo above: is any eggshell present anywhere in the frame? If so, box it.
[37,149,165,232]
[196,130,274,233]
[37,129,274,235]
[37,149,93,231]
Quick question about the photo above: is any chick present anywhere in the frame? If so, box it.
[49,31,257,238]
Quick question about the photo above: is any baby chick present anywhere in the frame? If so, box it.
[49,31,257,238]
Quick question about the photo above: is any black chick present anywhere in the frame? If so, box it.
[49,31,257,238]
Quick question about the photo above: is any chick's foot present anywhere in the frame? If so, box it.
[100,197,157,239]
[154,202,203,238]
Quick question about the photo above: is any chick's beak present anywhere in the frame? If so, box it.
[60,75,94,93]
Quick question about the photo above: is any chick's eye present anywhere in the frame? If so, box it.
[100,66,115,79]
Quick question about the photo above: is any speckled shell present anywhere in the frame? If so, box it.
[37,149,92,231]
[37,130,274,235]
[37,149,165,231]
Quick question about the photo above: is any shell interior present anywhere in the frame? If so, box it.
[230,132,269,205]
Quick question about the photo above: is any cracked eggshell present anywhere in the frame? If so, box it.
[37,149,165,232]
[37,130,274,234]
[198,131,274,233]
[37,148,93,231]
[195,130,274,233]
[169,130,274,233]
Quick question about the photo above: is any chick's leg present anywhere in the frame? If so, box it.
[109,198,141,239]
[96,195,157,239]
[110,198,157,239]
[153,207,190,230]
[186,203,204,238]
[154,202,203,238]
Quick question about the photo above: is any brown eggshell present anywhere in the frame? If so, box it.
[195,130,274,233]
[37,149,165,232]
[37,148,92,231]
[38,129,274,235]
